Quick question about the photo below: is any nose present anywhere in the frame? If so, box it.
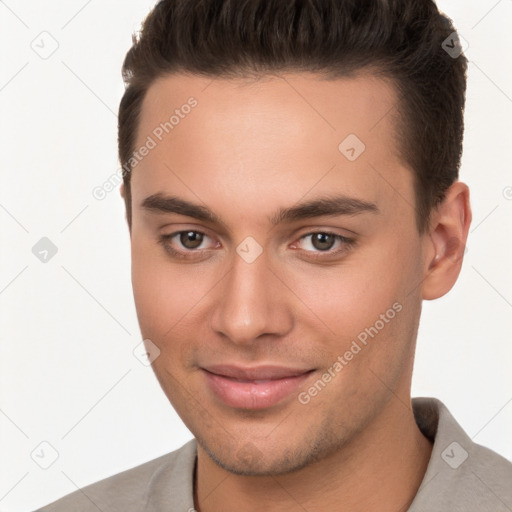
[209,249,293,345]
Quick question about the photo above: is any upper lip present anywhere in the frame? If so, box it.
[202,364,314,380]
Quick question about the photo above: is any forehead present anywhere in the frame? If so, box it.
[131,71,410,222]
[138,71,400,146]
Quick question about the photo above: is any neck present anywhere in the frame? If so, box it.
[194,396,433,512]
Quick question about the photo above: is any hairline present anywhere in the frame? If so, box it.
[121,65,428,233]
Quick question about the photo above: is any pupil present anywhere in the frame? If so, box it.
[181,231,203,249]
[312,233,334,251]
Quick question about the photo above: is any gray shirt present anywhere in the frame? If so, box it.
[35,397,512,511]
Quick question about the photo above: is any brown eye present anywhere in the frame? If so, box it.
[310,233,336,251]
[179,231,204,249]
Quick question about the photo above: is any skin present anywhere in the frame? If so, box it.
[121,71,471,511]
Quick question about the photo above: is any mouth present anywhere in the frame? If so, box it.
[201,364,316,410]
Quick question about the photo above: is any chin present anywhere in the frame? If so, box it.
[196,430,334,477]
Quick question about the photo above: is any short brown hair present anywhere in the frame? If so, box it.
[118,0,467,233]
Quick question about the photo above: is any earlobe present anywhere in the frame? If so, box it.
[422,181,472,300]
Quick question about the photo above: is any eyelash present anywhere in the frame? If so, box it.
[158,230,354,261]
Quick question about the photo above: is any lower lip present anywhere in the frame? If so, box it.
[202,369,314,410]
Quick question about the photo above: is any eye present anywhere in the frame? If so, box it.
[158,229,354,262]
[293,232,354,257]
[176,231,206,250]
[302,232,338,251]
[158,230,218,259]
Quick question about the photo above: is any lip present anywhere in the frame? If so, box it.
[201,365,315,410]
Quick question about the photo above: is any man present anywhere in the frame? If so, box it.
[36,0,512,510]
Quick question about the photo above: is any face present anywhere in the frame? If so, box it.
[127,72,428,476]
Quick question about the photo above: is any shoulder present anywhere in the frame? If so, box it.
[423,437,512,511]
[411,397,512,511]
[445,436,512,510]
[34,439,197,512]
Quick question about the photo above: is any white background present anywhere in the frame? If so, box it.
[0,1,511,511]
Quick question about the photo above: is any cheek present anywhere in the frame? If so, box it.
[131,241,168,335]
[283,236,422,367]
[131,238,192,337]
[130,236,220,364]
[281,262,402,342]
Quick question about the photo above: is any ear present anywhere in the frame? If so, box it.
[120,183,126,199]
[421,181,472,300]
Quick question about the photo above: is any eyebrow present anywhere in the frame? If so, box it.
[141,193,379,227]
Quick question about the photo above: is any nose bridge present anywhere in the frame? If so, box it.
[209,248,291,344]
